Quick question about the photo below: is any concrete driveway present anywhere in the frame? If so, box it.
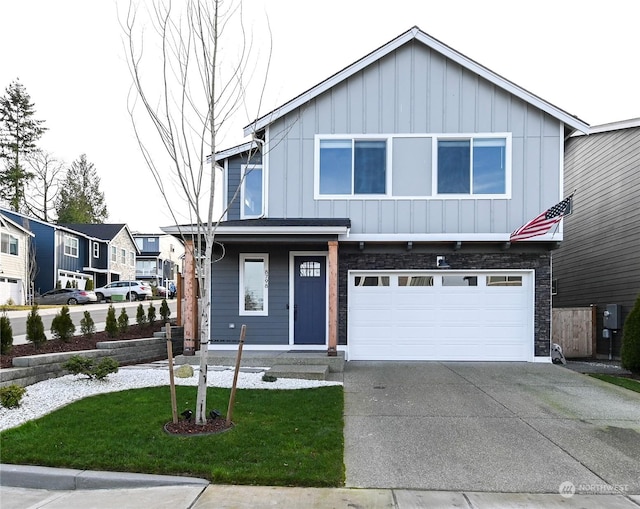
[343,362,640,495]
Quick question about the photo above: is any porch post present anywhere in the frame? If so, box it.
[327,240,338,357]
[183,239,197,355]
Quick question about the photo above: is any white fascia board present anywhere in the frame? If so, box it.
[161,225,350,236]
[215,140,259,161]
[245,27,589,136]
[342,233,564,242]
[583,117,640,135]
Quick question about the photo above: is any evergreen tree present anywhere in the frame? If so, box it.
[26,305,47,350]
[147,302,156,325]
[118,308,129,334]
[50,305,76,342]
[136,303,147,326]
[621,294,640,372]
[0,80,46,211]
[0,312,13,355]
[160,299,171,323]
[55,154,108,223]
[80,310,96,337]
[105,305,118,338]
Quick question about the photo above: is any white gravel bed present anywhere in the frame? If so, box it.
[0,367,342,432]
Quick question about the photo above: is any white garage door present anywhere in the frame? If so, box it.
[0,277,23,305]
[348,271,533,361]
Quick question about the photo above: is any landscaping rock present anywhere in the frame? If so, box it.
[175,364,194,378]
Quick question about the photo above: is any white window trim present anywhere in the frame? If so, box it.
[93,242,100,258]
[111,246,117,262]
[432,133,512,199]
[314,132,511,200]
[63,235,79,258]
[1,233,19,256]
[240,163,264,219]
[239,253,269,316]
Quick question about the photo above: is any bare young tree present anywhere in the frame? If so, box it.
[24,150,65,222]
[123,0,270,425]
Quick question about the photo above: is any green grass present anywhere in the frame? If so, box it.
[0,385,344,487]
[589,374,640,394]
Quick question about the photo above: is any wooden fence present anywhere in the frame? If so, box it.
[552,306,597,359]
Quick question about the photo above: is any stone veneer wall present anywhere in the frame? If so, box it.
[337,247,552,358]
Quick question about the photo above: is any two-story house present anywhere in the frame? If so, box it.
[553,118,640,359]
[0,212,34,305]
[164,27,589,362]
[60,224,139,287]
[0,208,139,294]
[133,233,183,288]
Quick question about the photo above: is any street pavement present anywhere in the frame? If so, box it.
[2,361,640,508]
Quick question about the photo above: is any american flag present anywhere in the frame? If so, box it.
[510,195,573,242]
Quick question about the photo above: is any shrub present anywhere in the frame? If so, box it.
[136,303,148,327]
[1,312,13,355]
[621,294,640,372]
[85,279,94,291]
[56,280,62,289]
[51,305,76,342]
[5,297,15,306]
[65,280,72,288]
[26,305,47,349]
[118,308,129,333]
[0,384,26,408]
[63,355,119,380]
[160,299,171,322]
[147,302,156,325]
[80,310,96,337]
[105,305,118,338]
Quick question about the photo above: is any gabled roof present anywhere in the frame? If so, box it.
[244,26,589,137]
[0,212,35,237]
[60,223,139,253]
[0,207,98,239]
[586,117,640,135]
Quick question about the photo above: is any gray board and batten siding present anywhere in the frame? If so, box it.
[263,39,563,236]
[553,124,640,357]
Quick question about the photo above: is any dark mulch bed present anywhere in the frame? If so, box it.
[1,322,166,369]
[164,417,234,436]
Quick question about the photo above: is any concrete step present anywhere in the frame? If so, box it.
[268,364,329,380]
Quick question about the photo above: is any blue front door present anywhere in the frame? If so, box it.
[293,256,326,345]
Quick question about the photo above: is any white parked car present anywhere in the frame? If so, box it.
[94,281,153,302]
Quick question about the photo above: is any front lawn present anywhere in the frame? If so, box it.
[0,385,344,487]
[589,374,640,394]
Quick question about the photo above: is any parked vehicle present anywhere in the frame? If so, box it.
[35,288,98,305]
[155,285,167,297]
[94,281,153,302]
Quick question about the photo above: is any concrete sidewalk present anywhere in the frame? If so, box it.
[2,465,639,508]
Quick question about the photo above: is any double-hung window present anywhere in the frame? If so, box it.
[241,164,263,218]
[111,246,117,262]
[64,235,78,257]
[239,254,268,316]
[318,138,387,196]
[437,137,507,195]
[93,242,100,258]
[1,233,19,256]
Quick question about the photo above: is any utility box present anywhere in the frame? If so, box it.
[603,304,622,330]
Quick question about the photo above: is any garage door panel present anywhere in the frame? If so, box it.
[349,271,532,361]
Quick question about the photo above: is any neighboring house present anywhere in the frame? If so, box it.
[60,224,139,287]
[0,213,34,305]
[164,27,589,362]
[552,118,640,359]
[133,233,183,288]
[0,208,138,293]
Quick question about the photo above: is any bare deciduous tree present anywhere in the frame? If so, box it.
[123,0,270,425]
[24,150,65,222]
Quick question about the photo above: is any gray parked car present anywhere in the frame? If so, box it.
[35,288,98,305]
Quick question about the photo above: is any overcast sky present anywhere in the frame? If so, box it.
[2,0,638,232]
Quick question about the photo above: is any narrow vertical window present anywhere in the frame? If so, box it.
[240,254,269,315]
[241,164,264,218]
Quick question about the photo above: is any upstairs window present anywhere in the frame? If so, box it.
[241,164,263,218]
[64,235,78,257]
[1,233,19,256]
[318,139,387,195]
[437,137,507,195]
[111,246,117,262]
[93,242,100,258]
